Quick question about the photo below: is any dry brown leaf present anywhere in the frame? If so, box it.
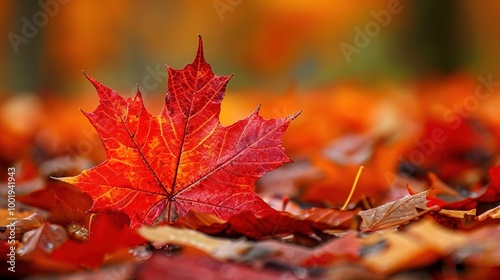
[358,190,438,231]
[438,209,477,219]
[477,205,500,221]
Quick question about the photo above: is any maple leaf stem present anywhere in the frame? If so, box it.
[166,200,172,223]
[341,166,365,211]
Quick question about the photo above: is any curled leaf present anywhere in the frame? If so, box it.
[358,190,438,231]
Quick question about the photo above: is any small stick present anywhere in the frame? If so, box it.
[341,166,365,211]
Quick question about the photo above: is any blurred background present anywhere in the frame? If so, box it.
[2,0,500,207]
[2,0,500,93]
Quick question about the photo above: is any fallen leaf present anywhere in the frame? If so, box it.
[260,193,303,214]
[457,224,500,267]
[322,134,376,166]
[257,159,322,201]
[405,218,467,255]
[361,218,467,275]
[17,181,92,212]
[358,190,438,232]
[438,209,477,219]
[57,36,297,228]
[361,230,436,275]
[136,251,293,280]
[293,207,356,230]
[139,224,294,265]
[49,211,145,269]
[478,205,500,221]
[174,209,313,239]
[139,224,316,269]
[48,196,89,227]
[426,173,480,210]
[300,231,359,267]
[398,117,496,182]
[139,224,243,259]
[172,207,355,239]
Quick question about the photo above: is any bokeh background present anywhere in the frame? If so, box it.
[2,0,500,93]
[3,0,500,207]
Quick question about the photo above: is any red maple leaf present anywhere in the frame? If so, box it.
[50,211,145,269]
[171,208,354,239]
[300,231,360,267]
[17,212,145,270]
[57,36,298,228]
[425,174,478,210]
